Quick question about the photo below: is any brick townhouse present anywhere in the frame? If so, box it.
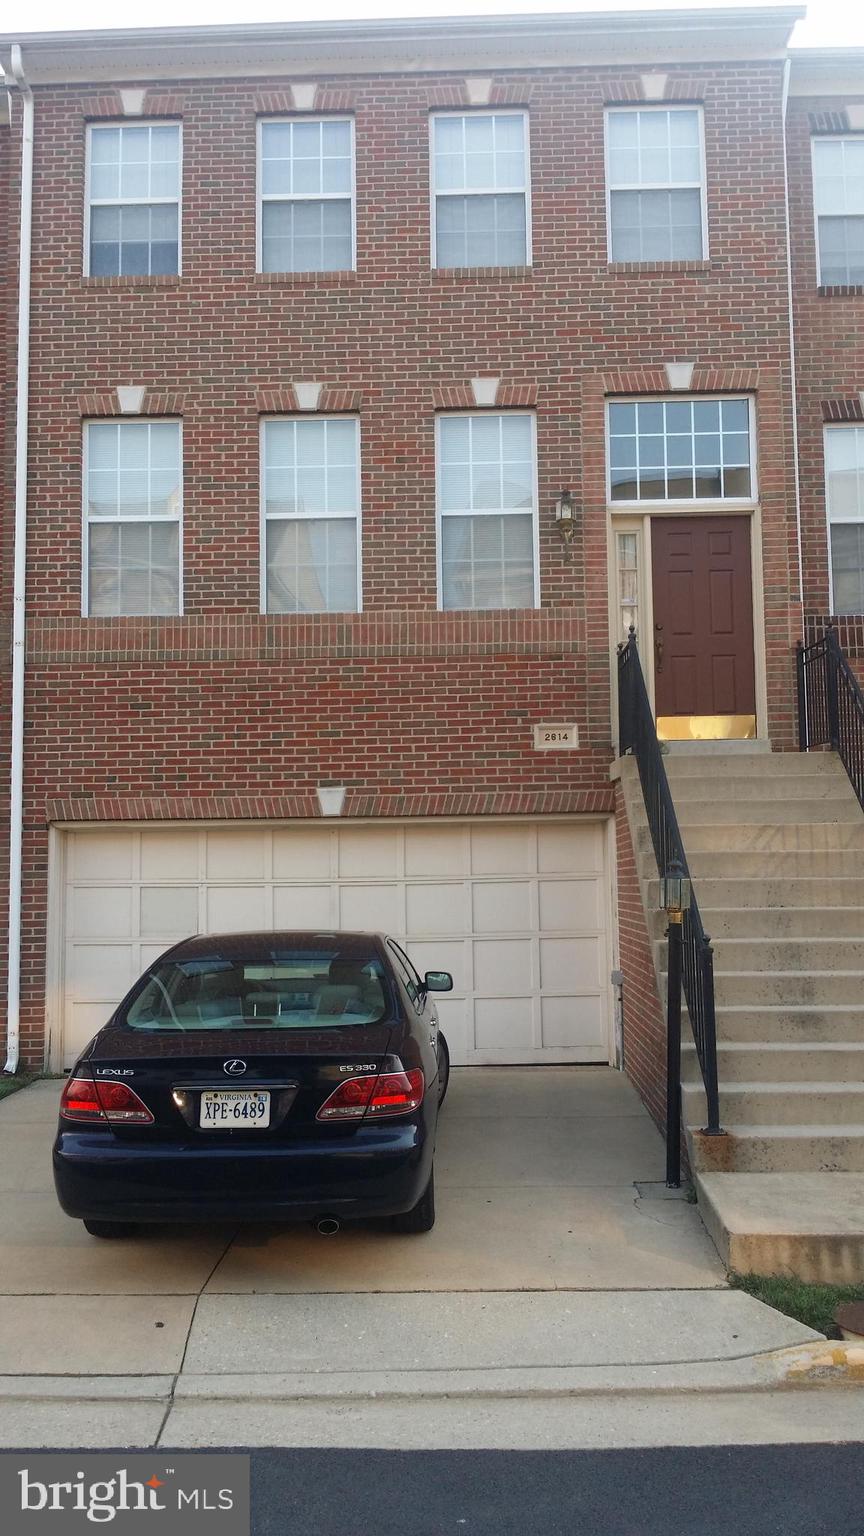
[2,6,861,1146]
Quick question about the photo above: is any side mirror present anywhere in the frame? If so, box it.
[424,971,453,993]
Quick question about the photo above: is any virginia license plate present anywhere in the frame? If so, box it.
[199,1090,271,1129]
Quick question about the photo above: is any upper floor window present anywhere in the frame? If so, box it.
[262,417,361,612]
[436,412,537,609]
[84,420,182,616]
[431,112,530,269]
[258,118,355,273]
[86,123,181,277]
[605,107,706,262]
[812,137,864,287]
[608,398,753,503]
[825,425,864,613]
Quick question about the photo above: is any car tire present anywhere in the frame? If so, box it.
[436,1032,450,1109]
[83,1219,137,1240]
[391,1169,435,1234]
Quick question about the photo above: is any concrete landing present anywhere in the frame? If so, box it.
[697,1172,864,1282]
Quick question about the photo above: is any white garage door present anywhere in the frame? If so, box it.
[53,820,613,1069]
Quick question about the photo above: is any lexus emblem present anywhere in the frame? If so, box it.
[223,1059,247,1076]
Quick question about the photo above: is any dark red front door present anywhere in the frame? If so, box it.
[651,516,756,722]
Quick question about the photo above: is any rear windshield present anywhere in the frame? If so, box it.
[121,946,392,1031]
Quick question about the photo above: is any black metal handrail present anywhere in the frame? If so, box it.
[798,627,864,812]
[618,629,722,1136]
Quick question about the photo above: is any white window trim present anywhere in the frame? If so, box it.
[259,415,363,615]
[604,394,757,511]
[811,133,864,289]
[429,109,533,271]
[824,422,864,614]
[256,116,357,275]
[434,410,540,612]
[604,103,709,264]
[84,121,183,279]
[81,418,184,618]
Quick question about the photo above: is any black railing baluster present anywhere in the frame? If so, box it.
[798,628,864,815]
[617,630,723,1138]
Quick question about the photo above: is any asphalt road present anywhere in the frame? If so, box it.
[246,1443,864,1536]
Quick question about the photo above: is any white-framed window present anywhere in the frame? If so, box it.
[261,417,361,613]
[257,117,355,273]
[436,412,538,610]
[85,123,181,277]
[825,424,864,613]
[812,136,864,287]
[83,419,182,617]
[430,111,531,269]
[616,529,640,641]
[605,106,707,262]
[607,397,754,505]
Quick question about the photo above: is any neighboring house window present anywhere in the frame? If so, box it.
[262,417,360,612]
[431,112,530,269]
[86,123,181,276]
[825,425,864,612]
[606,107,706,262]
[258,118,355,273]
[812,137,864,286]
[437,413,537,609]
[608,398,752,503]
[84,420,182,616]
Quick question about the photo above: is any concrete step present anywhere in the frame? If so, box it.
[662,937,864,973]
[638,822,864,853]
[663,752,841,778]
[683,1040,864,1084]
[671,800,861,825]
[696,1172,864,1283]
[675,908,864,939]
[667,774,856,802]
[681,850,864,879]
[684,1079,864,1127]
[689,1123,864,1174]
[712,972,864,1006]
[715,1005,864,1044]
[646,877,864,909]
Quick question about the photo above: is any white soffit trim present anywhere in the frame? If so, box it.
[117,385,146,413]
[465,76,493,106]
[119,87,146,115]
[290,80,317,110]
[788,50,864,97]
[317,786,346,817]
[294,382,322,411]
[471,377,500,407]
[640,72,668,100]
[847,104,864,129]
[665,362,695,391]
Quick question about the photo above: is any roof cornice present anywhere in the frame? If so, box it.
[0,7,805,87]
[788,46,864,97]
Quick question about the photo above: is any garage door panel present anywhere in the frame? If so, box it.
[273,884,333,929]
[538,879,601,932]
[67,943,136,999]
[338,883,401,932]
[206,832,268,881]
[338,828,399,878]
[140,831,199,880]
[474,938,534,995]
[405,825,467,877]
[406,883,467,935]
[404,939,467,993]
[538,822,602,874]
[470,824,536,875]
[140,886,198,937]
[205,885,268,932]
[432,997,469,1065]
[272,829,332,880]
[70,832,134,881]
[472,880,532,934]
[540,937,600,992]
[541,995,605,1049]
[474,999,534,1050]
[70,1002,115,1053]
[69,886,133,939]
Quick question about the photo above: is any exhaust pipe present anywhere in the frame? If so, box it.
[315,1217,341,1236]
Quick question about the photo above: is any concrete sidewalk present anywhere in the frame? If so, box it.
[0,1070,841,1449]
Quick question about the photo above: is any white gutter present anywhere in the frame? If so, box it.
[781,53,806,622]
[4,43,33,1076]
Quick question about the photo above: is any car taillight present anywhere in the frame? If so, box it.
[60,1075,154,1125]
[317,1069,424,1122]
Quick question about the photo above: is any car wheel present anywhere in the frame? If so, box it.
[391,1169,435,1234]
[83,1219,137,1240]
[436,1032,450,1109]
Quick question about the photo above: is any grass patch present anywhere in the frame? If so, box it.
[730,1270,864,1338]
[0,1071,38,1102]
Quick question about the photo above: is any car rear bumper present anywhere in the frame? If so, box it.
[53,1121,433,1224]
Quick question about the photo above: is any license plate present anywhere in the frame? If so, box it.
[199,1090,271,1129]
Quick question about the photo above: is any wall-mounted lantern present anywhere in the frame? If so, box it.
[554,489,576,548]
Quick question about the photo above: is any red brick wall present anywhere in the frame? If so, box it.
[614,783,666,1131]
[787,94,864,664]
[1,59,804,1062]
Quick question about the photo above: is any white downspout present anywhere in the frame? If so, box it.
[4,45,34,1075]
[781,54,806,620]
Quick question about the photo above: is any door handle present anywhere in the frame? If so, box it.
[654,624,664,673]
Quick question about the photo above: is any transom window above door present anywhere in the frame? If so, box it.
[431,112,530,269]
[812,137,864,287]
[437,412,537,610]
[608,398,753,503]
[86,123,181,277]
[605,107,707,262]
[258,118,355,273]
[825,425,864,614]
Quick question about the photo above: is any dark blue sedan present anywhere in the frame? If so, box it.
[53,931,451,1239]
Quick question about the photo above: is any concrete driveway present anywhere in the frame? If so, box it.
[0,1068,826,1448]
